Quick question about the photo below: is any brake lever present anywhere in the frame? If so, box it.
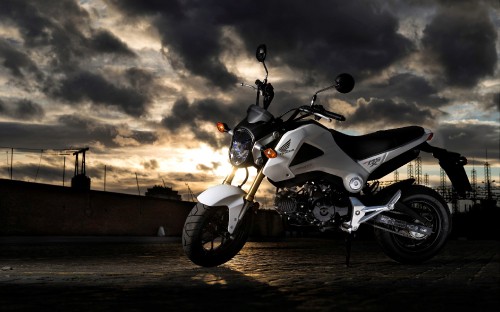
[299,106,333,122]
[239,82,257,90]
[314,112,333,122]
[312,104,346,121]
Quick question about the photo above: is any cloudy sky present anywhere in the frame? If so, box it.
[0,0,498,200]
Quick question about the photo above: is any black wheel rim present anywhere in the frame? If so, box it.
[200,207,230,252]
[391,198,442,252]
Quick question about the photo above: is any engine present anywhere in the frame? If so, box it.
[274,182,350,231]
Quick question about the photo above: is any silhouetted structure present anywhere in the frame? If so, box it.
[415,156,422,184]
[145,185,182,200]
[71,147,91,191]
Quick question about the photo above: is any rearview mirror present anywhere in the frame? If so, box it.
[256,44,267,62]
[335,73,355,94]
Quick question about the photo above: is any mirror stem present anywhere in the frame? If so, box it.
[310,94,317,106]
[262,61,269,83]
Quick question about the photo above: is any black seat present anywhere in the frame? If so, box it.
[331,126,425,160]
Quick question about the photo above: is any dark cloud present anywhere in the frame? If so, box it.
[157,19,239,89]
[226,1,414,80]
[0,114,157,150]
[90,30,136,57]
[433,122,499,163]
[0,98,45,120]
[125,67,156,91]
[493,93,500,112]
[346,97,436,130]
[8,163,66,184]
[57,114,157,147]
[160,96,241,148]
[196,164,213,172]
[0,0,144,117]
[109,0,414,87]
[0,0,135,62]
[52,70,149,117]
[0,39,41,79]
[108,0,238,89]
[196,162,222,172]
[422,2,498,87]
[12,99,44,120]
[142,159,159,170]
[0,116,115,149]
[1,0,89,68]
[363,73,448,108]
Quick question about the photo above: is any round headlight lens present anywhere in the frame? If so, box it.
[229,128,253,166]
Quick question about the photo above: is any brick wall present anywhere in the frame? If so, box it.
[0,179,193,236]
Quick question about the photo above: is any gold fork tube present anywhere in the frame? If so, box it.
[223,166,238,185]
[244,168,265,202]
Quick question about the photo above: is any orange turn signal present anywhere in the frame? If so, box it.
[264,148,278,159]
[217,122,228,133]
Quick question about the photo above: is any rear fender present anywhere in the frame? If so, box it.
[419,142,472,197]
[197,184,247,234]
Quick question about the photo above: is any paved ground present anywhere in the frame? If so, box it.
[0,237,498,312]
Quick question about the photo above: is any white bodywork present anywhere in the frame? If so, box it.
[197,184,246,234]
[263,124,431,193]
[263,124,364,192]
[198,123,431,234]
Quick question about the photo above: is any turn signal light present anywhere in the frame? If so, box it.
[264,148,278,159]
[217,122,229,133]
[427,133,434,141]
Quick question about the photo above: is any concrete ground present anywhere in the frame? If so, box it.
[0,237,498,312]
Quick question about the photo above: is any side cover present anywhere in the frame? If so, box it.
[264,123,432,193]
[263,124,367,192]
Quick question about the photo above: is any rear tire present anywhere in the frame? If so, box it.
[182,203,252,267]
[374,185,451,264]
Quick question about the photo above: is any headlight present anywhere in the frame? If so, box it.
[229,128,253,166]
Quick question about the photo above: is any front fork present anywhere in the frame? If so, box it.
[224,166,265,203]
[224,166,265,235]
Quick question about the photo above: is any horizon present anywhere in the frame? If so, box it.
[1,146,498,202]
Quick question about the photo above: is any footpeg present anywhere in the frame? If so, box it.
[342,190,401,233]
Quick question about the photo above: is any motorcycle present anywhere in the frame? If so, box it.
[182,44,472,267]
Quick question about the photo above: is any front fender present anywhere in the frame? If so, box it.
[197,184,247,234]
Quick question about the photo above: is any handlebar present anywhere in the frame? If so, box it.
[299,105,345,122]
[240,80,344,122]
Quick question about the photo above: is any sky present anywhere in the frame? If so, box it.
[0,0,498,200]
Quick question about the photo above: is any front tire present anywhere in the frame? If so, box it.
[182,203,252,267]
[374,185,451,264]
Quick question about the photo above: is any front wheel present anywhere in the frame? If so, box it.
[182,203,252,267]
[374,185,451,264]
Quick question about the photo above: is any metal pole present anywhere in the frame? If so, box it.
[5,151,8,179]
[104,165,107,191]
[135,173,141,196]
[63,156,66,186]
[10,148,13,180]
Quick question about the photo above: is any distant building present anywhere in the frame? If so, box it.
[456,199,475,213]
[145,185,182,201]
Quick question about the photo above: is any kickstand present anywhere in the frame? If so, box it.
[345,232,355,267]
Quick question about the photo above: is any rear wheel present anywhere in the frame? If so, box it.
[182,203,252,267]
[374,185,451,264]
